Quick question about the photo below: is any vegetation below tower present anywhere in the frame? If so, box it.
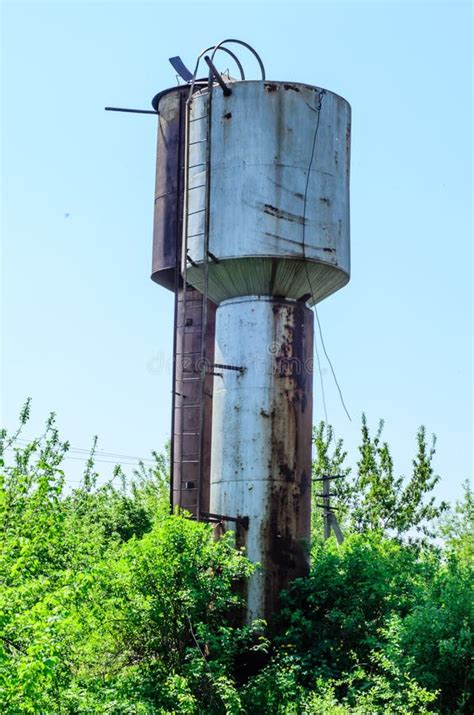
[0,402,472,713]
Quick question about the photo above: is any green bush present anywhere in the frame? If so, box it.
[0,404,471,713]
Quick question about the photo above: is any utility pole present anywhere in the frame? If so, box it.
[322,475,331,540]
[314,474,345,544]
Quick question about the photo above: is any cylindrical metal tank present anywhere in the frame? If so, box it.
[185,80,351,306]
[151,85,187,291]
[210,296,313,621]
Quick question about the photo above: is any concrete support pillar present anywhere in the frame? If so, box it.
[210,296,313,622]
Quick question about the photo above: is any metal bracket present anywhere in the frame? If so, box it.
[312,474,347,481]
[314,503,341,512]
[207,251,220,264]
[211,363,245,374]
[186,252,198,267]
[201,511,249,528]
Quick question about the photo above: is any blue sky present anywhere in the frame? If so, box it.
[1,1,472,499]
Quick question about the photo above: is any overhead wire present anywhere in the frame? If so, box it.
[313,336,328,426]
[4,448,156,469]
[314,308,352,422]
[10,438,158,464]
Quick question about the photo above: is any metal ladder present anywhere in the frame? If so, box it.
[172,77,213,520]
[173,285,212,517]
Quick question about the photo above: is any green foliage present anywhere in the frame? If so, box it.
[276,530,472,712]
[440,481,474,565]
[240,649,438,714]
[0,404,252,713]
[278,534,434,678]
[312,415,448,540]
[0,403,472,713]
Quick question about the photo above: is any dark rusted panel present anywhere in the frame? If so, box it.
[264,301,313,618]
[151,86,188,290]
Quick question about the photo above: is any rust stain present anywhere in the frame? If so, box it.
[346,124,351,178]
[300,470,310,496]
[267,177,304,200]
[223,111,232,120]
[263,203,305,225]
[283,83,300,92]
[264,83,279,93]
[346,123,351,153]
[280,463,295,482]
[261,301,313,619]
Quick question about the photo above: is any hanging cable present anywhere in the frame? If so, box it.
[314,330,328,425]
[314,308,352,422]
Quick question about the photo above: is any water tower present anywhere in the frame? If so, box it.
[151,40,351,622]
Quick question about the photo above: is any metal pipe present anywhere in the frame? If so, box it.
[204,56,232,96]
[209,39,266,80]
[105,107,158,115]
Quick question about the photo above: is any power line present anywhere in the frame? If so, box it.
[313,333,328,425]
[12,438,157,464]
[61,454,152,467]
[2,447,157,468]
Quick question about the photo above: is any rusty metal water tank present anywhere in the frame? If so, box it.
[150,40,351,624]
[185,80,351,305]
[178,42,351,623]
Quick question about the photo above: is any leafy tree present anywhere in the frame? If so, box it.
[312,415,448,539]
[439,481,474,565]
[277,534,436,677]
